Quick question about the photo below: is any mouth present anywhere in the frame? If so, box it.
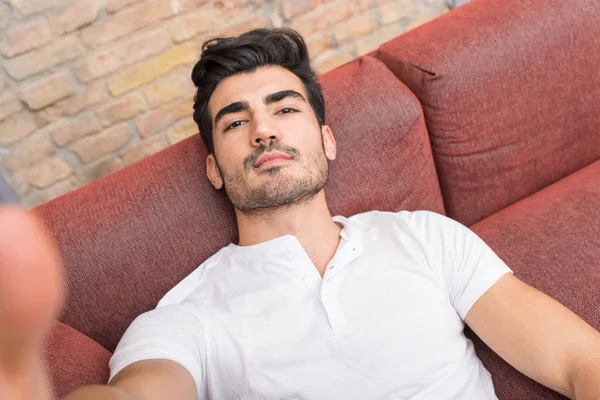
[254,152,293,169]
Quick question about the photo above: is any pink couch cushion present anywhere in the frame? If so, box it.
[376,0,600,226]
[42,320,111,399]
[468,159,600,399]
[35,55,443,352]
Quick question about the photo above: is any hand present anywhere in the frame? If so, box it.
[0,207,64,400]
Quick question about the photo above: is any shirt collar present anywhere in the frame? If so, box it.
[227,215,364,263]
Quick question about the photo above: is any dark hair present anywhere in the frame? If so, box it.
[191,28,325,154]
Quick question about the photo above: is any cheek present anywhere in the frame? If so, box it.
[216,149,248,177]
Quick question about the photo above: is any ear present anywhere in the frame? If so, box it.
[321,125,336,161]
[206,154,224,189]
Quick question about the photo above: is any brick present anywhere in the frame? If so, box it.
[291,0,354,38]
[0,3,11,29]
[104,0,144,13]
[38,105,65,123]
[0,18,52,58]
[96,92,146,126]
[306,32,332,59]
[24,176,79,208]
[363,0,391,6]
[312,48,353,75]
[0,92,24,122]
[26,157,73,189]
[405,8,446,32]
[0,111,39,145]
[221,14,266,37]
[142,70,192,109]
[354,31,381,57]
[108,42,200,96]
[57,80,110,116]
[9,172,29,198]
[21,71,77,110]
[179,0,212,9]
[121,136,167,166]
[70,124,132,163]
[282,0,320,19]
[333,11,373,44]
[379,21,408,43]
[213,0,259,7]
[82,0,183,48]
[51,0,102,35]
[76,157,124,185]
[50,112,102,147]
[4,36,84,80]
[166,118,197,145]
[10,169,30,197]
[3,135,56,171]
[169,7,226,43]
[269,6,284,28]
[74,29,172,82]
[377,0,417,26]
[136,96,193,138]
[9,0,65,16]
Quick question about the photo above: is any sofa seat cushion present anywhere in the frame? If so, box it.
[467,159,600,399]
[42,320,111,399]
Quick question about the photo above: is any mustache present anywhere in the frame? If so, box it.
[244,142,300,170]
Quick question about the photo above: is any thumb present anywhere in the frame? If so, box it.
[0,207,64,389]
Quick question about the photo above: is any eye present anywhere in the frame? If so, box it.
[224,120,246,132]
[277,108,297,115]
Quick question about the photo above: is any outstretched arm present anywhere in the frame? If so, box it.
[465,273,600,399]
[0,207,197,400]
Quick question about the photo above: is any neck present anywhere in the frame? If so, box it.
[235,190,342,276]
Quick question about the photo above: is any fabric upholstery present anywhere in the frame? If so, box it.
[376,0,600,226]
[468,159,600,400]
[42,320,111,399]
[34,54,443,352]
[319,56,444,216]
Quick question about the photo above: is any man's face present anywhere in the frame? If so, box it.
[206,65,336,215]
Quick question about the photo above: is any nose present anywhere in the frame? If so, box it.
[250,113,282,148]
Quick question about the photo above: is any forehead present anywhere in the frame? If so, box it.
[208,65,308,117]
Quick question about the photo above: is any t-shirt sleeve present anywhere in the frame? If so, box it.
[108,301,206,396]
[400,210,513,320]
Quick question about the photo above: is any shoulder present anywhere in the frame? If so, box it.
[157,246,231,308]
[348,209,453,232]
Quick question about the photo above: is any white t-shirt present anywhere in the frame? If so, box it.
[109,210,512,399]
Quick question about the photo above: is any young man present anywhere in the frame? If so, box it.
[1,28,599,400]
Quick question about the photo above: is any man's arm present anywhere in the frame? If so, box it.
[465,273,600,399]
[64,359,197,400]
[0,207,199,400]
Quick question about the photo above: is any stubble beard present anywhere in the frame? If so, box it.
[218,143,329,217]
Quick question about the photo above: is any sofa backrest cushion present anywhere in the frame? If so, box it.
[376,0,600,226]
[35,55,444,351]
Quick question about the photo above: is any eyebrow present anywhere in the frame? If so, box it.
[213,90,307,128]
[264,89,306,105]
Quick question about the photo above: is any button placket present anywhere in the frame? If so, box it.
[321,269,349,332]
[287,237,323,299]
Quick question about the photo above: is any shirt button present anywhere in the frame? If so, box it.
[286,248,292,252]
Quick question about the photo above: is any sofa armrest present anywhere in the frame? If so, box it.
[42,320,112,399]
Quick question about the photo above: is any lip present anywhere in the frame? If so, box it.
[254,152,292,168]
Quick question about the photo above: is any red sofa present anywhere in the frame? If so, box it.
[38,0,600,398]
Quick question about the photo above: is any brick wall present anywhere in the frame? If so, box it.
[0,0,448,207]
